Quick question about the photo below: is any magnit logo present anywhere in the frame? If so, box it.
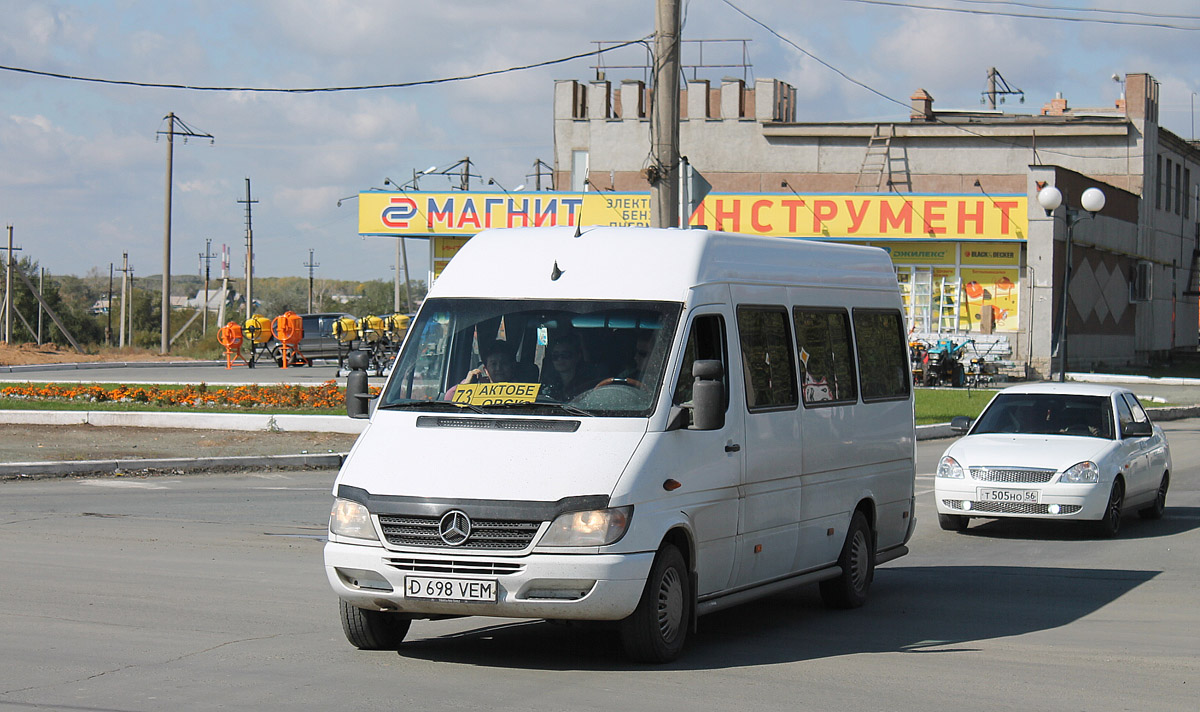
[381,196,419,229]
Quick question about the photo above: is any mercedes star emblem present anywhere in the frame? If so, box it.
[438,510,472,546]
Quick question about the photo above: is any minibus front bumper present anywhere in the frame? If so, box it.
[325,541,654,620]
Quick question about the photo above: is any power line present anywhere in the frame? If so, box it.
[0,38,648,94]
[841,0,1200,31]
[950,0,1200,23]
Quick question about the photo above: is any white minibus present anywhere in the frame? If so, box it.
[326,226,916,662]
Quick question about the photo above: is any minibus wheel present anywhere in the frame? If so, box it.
[819,511,874,609]
[339,599,411,650]
[619,543,691,663]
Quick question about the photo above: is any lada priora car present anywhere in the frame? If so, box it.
[935,383,1171,537]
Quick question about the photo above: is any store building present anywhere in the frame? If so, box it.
[551,72,1200,377]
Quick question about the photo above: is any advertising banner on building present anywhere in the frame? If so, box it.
[359,191,1028,241]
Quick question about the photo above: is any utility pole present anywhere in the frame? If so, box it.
[199,239,214,334]
[238,178,258,321]
[4,226,23,344]
[107,263,114,346]
[158,113,213,355]
[650,0,682,228]
[460,157,471,191]
[37,268,44,345]
[118,253,130,347]
[304,249,319,313]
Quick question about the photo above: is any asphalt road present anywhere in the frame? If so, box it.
[1,420,1197,711]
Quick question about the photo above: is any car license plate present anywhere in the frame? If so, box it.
[976,487,1039,504]
[404,576,497,602]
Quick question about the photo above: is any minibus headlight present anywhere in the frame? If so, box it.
[540,506,633,547]
[937,456,964,479]
[1061,461,1100,483]
[330,498,379,541]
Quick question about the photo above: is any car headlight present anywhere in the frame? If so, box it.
[539,506,633,547]
[937,455,964,479]
[1061,461,1100,483]
[329,498,379,541]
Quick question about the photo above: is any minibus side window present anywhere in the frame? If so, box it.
[736,306,798,411]
[673,314,728,407]
[794,307,858,406]
[852,308,910,402]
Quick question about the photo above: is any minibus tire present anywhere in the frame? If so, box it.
[619,544,691,663]
[339,599,411,650]
[819,511,874,609]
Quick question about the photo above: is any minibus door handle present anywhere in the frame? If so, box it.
[725,443,741,453]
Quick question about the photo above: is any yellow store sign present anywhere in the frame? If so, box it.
[360,191,1028,241]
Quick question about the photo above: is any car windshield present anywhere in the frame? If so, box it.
[380,298,682,417]
[972,393,1115,439]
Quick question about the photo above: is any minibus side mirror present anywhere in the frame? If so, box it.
[950,416,972,433]
[346,350,374,420]
[691,359,724,431]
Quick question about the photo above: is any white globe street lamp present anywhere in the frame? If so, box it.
[1039,184,1106,381]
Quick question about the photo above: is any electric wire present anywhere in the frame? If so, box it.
[842,0,1200,31]
[0,38,648,93]
[950,0,1200,23]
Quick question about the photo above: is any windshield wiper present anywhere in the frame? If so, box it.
[377,400,487,414]
[483,401,594,417]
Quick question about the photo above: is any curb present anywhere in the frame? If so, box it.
[0,452,347,480]
[0,360,226,374]
[0,409,368,433]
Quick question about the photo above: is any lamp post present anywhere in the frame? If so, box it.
[1037,185,1106,381]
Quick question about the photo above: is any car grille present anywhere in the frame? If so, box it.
[377,514,542,550]
[942,499,1082,515]
[384,557,524,576]
[969,467,1056,483]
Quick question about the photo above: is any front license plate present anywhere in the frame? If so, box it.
[404,576,497,602]
[977,487,1039,504]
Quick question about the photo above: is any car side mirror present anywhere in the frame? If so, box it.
[691,359,724,431]
[1122,419,1152,438]
[950,416,972,433]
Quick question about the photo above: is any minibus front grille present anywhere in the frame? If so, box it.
[384,557,525,576]
[377,514,542,550]
[416,416,580,433]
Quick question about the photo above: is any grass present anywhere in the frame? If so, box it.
[0,398,335,416]
[913,387,999,425]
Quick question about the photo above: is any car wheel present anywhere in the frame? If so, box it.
[820,510,874,609]
[1138,472,1169,520]
[938,513,970,532]
[619,543,691,663]
[271,347,283,368]
[1094,478,1124,538]
[339,599,411,650]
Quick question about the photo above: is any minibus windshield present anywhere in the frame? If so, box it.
[381,298,682,417]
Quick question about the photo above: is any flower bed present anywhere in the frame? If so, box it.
[0,380,373,411]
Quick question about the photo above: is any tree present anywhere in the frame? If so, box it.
[4,257,104,347]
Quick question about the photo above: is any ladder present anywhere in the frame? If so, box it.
[936,277,962,335]
[855,125,892,192]
[909,269,933,334]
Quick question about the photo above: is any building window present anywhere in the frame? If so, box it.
[1156,155,1163,210]
[1185,168,1192,219]
[1176,162,1183,215]
[1130,261,1153,302]
[1166,159,1173,213]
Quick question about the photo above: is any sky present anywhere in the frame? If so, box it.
[1,0,1197,285]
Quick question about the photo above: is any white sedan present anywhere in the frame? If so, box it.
[935,382,1171,537]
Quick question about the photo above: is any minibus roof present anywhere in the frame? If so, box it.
[431,227,899,301]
